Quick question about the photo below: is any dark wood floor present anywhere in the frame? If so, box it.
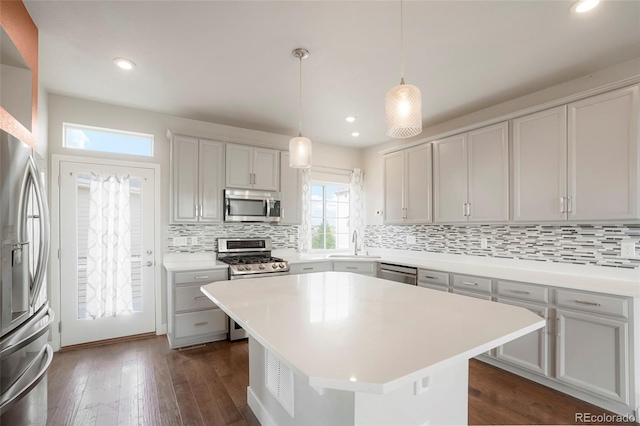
[46,336,633,426]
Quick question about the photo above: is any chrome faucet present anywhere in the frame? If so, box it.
[352,230,359,256]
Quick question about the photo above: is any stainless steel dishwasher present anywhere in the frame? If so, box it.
[377,263,417,285]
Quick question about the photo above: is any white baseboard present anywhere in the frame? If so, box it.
[247,386,277,426]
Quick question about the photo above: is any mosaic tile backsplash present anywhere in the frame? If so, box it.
[364,224,640,269]
[167,224,299,253]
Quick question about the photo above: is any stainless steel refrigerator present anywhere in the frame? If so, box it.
[0,129,54,425]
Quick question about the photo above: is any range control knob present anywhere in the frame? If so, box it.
[272,263,278,269]
[278,263,285,268]
[259,264,265,270]
[245,265,252,270]
[236,266,244,271]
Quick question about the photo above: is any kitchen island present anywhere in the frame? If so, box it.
[201,272,544,426]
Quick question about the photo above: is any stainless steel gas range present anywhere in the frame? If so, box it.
[217,237,289,340]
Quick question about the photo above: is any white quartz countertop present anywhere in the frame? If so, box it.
[162,253,228,272]
[280,250,640,298]
[201,272,544,394]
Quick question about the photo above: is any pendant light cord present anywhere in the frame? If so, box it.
[400,0,404,82]
[299,56,303,136]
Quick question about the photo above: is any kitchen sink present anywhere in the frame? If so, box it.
[327,254,381,259]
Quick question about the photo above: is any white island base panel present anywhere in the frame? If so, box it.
[247,337,468,426]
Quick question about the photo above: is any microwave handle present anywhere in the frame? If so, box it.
[225,199,231,216]
[266,199,271,218]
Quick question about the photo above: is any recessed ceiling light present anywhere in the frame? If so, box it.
[571,0,600,14]
[114,58,136,70]
[351,132,360,137]
[345,116,356,123]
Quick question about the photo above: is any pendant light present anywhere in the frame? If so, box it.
[385,0,422,139]
[289,48,312,169]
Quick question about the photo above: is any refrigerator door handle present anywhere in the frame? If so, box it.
[26,156,50,306]
[0,344,53,415]
[0,304,54,358]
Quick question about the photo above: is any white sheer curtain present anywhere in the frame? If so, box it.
[350,168,364,251]
[86,173,134,319]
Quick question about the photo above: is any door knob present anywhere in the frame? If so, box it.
[145,261,153,267]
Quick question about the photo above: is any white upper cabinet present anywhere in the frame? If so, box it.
[280,152,302,225]
[512,85,639,222]
[434,122,509,223]
[225,143,280,191]
[171,135,224,224]
[568,85,639,221]
[383,144,432,224]
[513,106,568,222]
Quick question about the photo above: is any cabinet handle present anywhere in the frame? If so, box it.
[195,204,199,218]
[281,207,285,219]
[508,289,530,295]
[466,203,471,217]
[423,276,438,280]
[460,281,478,286]
[194,322,209,327]
[194,296,208,300]
[303,267,313,271]
[463,203,467,217]
[567,196,573,213]
[560,197,565,214]
[193,275,209,280]
[346,267,357,270]
[556,317,560,337]
[574,300,601,307]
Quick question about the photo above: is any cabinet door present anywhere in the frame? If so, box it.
[495,298,548,376]
[568,85,639,220]
[512,106,567,222]
[556,309,629,404]
[280,152,301,225]
[171,135,199,223]
[467,122,509,222]
[253,147,280,191]
[383,151,405,224]
[199,140,224,223]
[225,143,253,189]
[405,144,432,223]
[433,134,467,223]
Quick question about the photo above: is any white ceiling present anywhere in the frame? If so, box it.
[25,0,640,147]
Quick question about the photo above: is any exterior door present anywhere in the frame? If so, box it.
[59,161,156,347]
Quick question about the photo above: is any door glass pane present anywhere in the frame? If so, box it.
[76,174,143,320]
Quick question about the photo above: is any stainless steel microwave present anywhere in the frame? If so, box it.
[224,189,282,223]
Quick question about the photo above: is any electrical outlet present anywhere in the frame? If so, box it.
[480,238,488,249]
[289,235,295,243]
[191,237,198,245]
[173,237,187,246]
[406,235,416,245]
[377,235,382,244]
[621,241,636,259]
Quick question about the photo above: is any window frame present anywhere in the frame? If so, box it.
[309,180,351,253]
[63,122,155,158]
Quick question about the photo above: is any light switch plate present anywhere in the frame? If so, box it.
[191,237,198,245]
[480,238,488,249]
[377,235,382,244]
[173,237,187,246]
[406,235,416,245]
[289,235,295,243]
[621,241,636,259]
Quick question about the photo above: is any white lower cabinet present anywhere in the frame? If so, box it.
[167,268,229,348]
[495,298,549,376]
[332,261,376,276]
[556,308,629,405]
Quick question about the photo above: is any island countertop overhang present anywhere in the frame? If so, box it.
[201,272,545,395]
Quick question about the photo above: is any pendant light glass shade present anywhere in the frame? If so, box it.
[385,80,422,138]
[289,135,312,169]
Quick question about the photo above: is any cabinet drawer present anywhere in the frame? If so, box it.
[174,269,228,285]
[418,283,449,292]
[175,285,216,312]
[496,280,548,304]
[452,289,493,301]
[556,289,629,318]
[175,309,227,339]
[289,262,331,275]
[418,269,449,287]
[452,274,492,293]
[333,261,375,275]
